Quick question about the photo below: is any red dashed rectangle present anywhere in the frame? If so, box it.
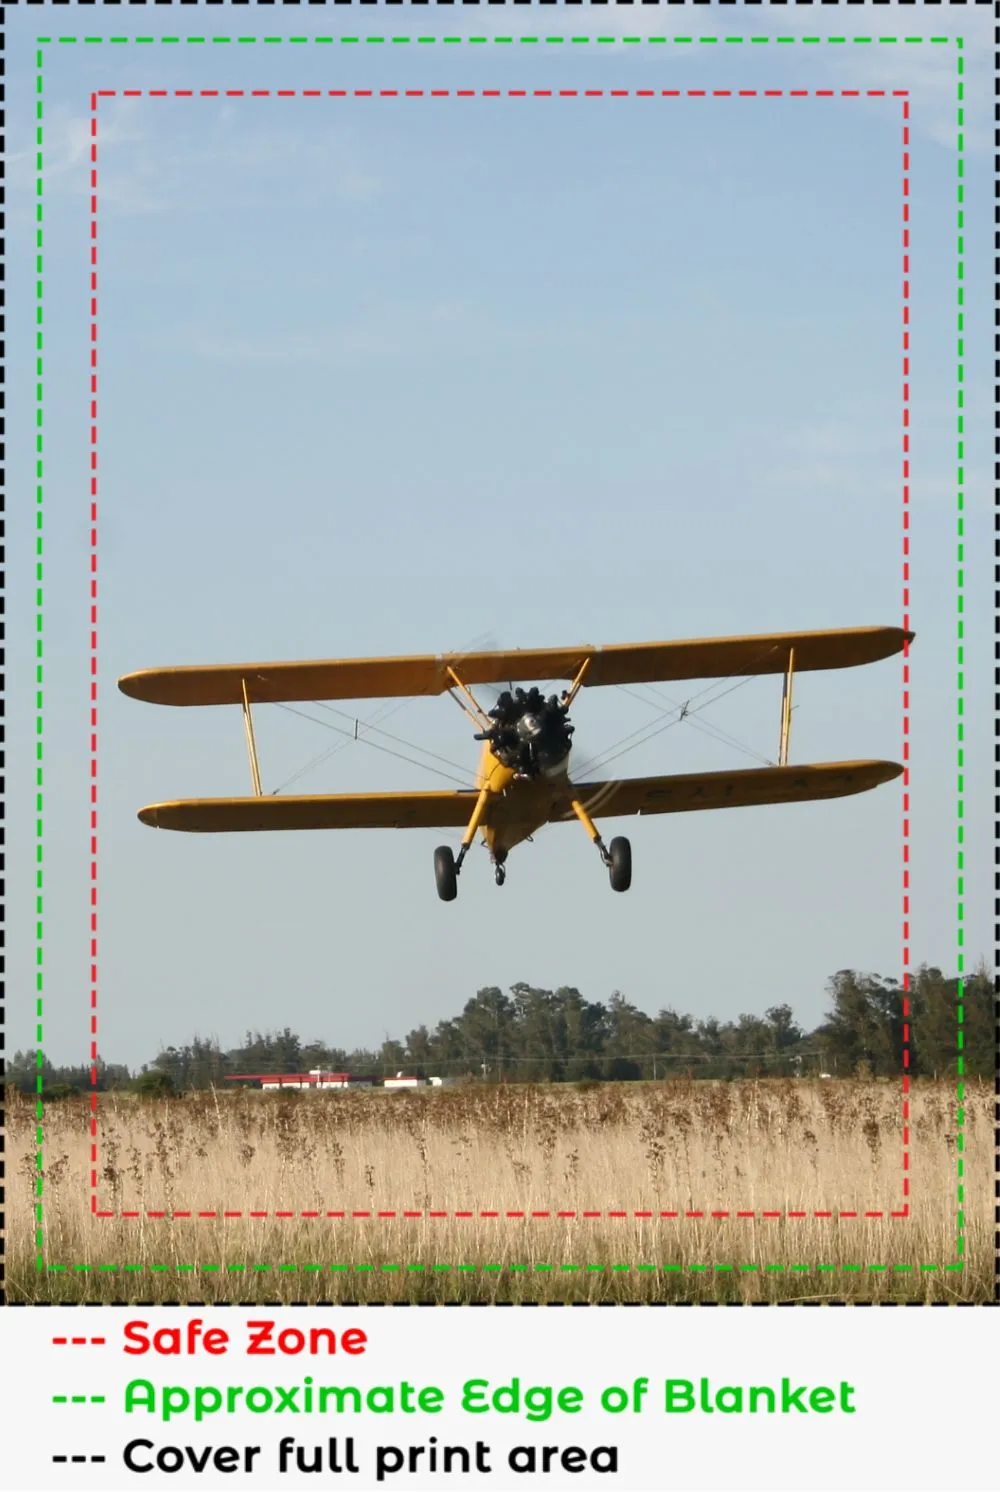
[89,86,911,1227]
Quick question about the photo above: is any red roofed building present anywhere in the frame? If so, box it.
[226,1069,376,1091]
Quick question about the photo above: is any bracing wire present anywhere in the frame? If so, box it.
[614,682,775,768]
[272,702,471,789]
[575,675,760,778]
[311,699,473,777]
[266,637,781,796]
[572,635,793,779]
[268,630,498,795]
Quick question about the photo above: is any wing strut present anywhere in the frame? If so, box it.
[442,660,495,882]
[445,666,492,731]
[562,656,592,709]
[454,784,492,878]
[778,648,795,767]
[567,789,614,870]
[241,678,263,797]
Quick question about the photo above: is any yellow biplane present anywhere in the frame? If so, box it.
[118,625,911,902]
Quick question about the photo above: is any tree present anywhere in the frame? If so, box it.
[379,1039,407,1073]
[22,956,985,1092]
[461,987,513,1076]
[909,965,953,1077]
[816,970,904,1077]
[404,1025,434,1067]
[556,987,606,1081]
[763,1004,805,1075]
[132,1069,175,1098]
[604,991,650,1080]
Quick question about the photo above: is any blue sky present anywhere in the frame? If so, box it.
[7,7,992,1067]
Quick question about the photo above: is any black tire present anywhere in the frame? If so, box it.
[608,836,632,893]
[434,845,458,902]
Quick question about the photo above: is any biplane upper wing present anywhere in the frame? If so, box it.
[552,760,902,822]
[137,790,479,833]
[117,626,912,707]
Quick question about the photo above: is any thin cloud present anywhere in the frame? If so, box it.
[770,424,897,501]
[430,7,988,157]
[15,96,385,219]
[181,297,483,370]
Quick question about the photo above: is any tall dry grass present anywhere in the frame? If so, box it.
[6,1079,990,1302]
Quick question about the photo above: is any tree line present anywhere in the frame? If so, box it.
[6,961,991,1098]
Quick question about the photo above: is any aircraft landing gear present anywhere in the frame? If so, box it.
[495,864,506,887]
[592,833,632,893]
[606,835,632,893]
[568,795,631,894]
[434,845,458,902]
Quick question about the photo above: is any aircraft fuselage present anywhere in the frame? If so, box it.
[472,689,577,861]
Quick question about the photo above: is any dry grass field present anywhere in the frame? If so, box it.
[6,1079,991,1303]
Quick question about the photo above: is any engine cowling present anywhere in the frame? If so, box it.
[480,690,573,777]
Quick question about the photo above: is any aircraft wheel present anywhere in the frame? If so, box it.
[608,836,632,893]
[434,846,458,902]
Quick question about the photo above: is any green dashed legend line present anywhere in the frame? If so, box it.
[39,1262,963,1278]
[35,47,46,1279]
[38,35,955,48]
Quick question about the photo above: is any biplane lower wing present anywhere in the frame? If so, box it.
[138,791,479,833]
[137,760,900,834]
[117,626,912,707]
[557,760,902,822]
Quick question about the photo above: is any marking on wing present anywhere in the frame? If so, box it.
[553,779,623,821]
